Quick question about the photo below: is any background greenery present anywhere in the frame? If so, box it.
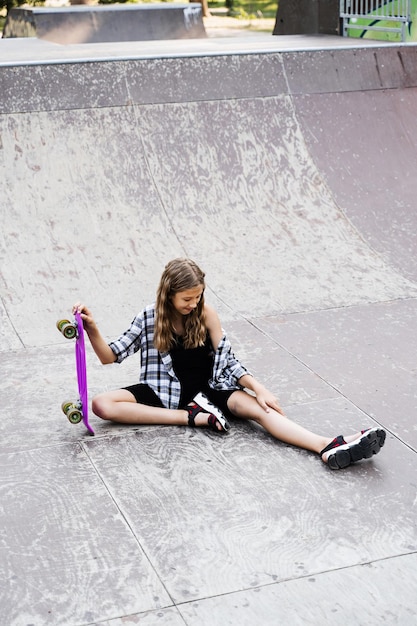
[210,0,277,18]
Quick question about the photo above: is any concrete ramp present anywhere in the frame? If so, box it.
[2,38,417,625]
[295,87,417,282]
[1,45,417,348]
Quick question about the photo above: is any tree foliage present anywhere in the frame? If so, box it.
[1,0,45,15]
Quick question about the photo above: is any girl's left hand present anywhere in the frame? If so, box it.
[256,387,285,416]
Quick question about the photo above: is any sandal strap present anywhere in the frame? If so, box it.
[319,435,346,456]
[186,402,201,427]
[186,401,230,432]
[208,413,230,432]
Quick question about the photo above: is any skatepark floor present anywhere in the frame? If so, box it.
[1,21,417,626]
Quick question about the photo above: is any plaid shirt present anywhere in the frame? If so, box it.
[108,304,250,409]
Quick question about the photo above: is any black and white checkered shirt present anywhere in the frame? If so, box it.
[108,304,250,409]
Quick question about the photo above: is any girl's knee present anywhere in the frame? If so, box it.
[227,392,254,419]
[92,394,113,420]
[227,391,265,425]
[227,394,240,415]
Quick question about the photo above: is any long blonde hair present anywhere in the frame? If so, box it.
[154,258,206,352]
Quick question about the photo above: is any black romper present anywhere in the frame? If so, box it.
[124,333,235,417]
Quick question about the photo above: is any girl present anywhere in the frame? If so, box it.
[74,258,385,470]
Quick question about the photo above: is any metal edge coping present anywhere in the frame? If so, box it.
[0,40,411,68]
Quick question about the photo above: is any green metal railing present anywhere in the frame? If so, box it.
[340,0,411,41]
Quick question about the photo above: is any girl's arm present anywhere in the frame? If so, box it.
[204,303,223,347]
[238,374,285,416]
[205,304,285,416]
[73,303,116,365]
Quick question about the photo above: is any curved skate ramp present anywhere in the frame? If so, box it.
[1,45,417,348]
[295,87,417,282]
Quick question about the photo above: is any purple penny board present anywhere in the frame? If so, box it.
[74,312,94,435]
[58,313,94,435]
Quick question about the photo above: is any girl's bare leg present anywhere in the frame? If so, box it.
[92,390,187,424]
[227,390,362,461]
[92,390,210,426]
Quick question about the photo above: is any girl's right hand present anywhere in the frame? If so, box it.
[72,303,95,329]
[72,304,114,364]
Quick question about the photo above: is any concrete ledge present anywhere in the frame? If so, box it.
[1,45,417,115]
[2,4,206,44]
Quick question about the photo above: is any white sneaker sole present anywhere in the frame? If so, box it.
[327,427,386,470]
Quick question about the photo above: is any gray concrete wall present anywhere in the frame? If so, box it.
[3,4,206,43]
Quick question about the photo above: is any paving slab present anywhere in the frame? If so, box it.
[82,417,409,605]
[100,609,186,626]
[0,344,140,453]
[179,553,417,625]
[0,444,172,625]
[254,298,417,449]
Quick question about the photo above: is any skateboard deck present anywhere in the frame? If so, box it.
[56,312,94,435]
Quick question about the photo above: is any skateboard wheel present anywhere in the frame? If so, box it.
[67,408,83,424]
[56,319,77,340]
[61,401,83,424]
[61,401,73,415]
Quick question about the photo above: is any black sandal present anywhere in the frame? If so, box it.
[320,428,386,470]
[186,393,230,433]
